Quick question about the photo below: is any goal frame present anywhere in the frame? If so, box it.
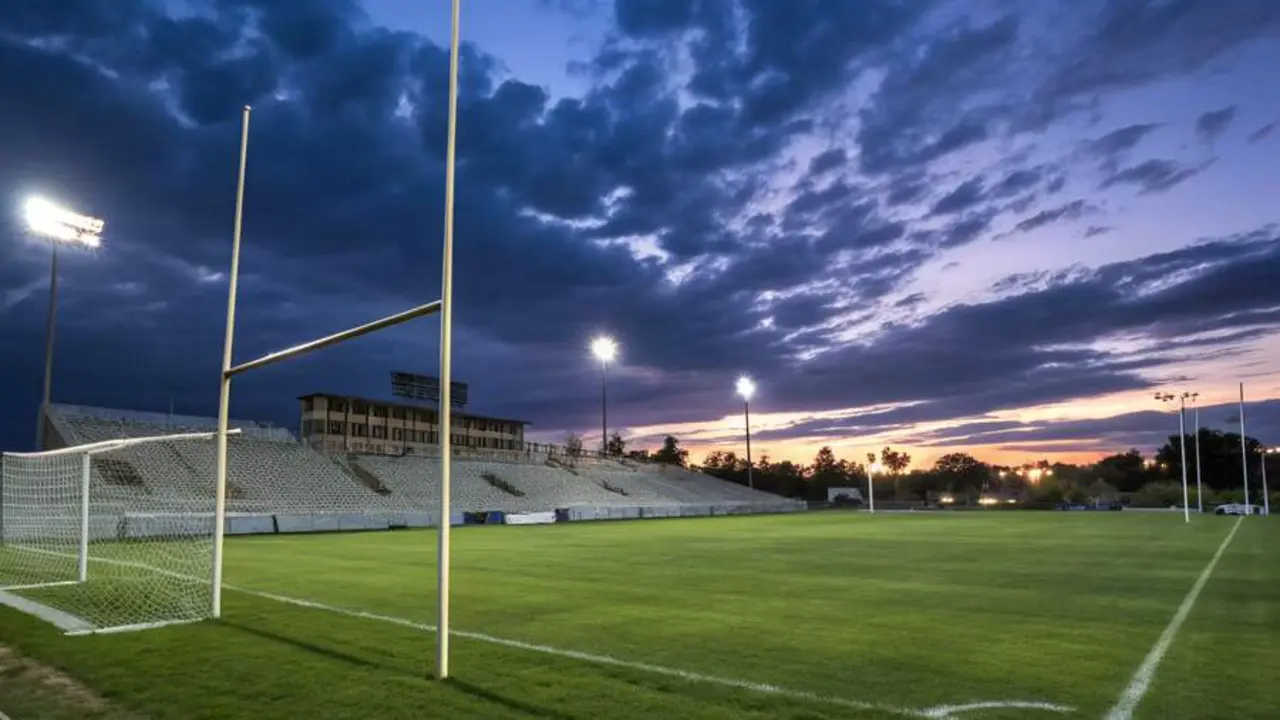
[0,429,240,634]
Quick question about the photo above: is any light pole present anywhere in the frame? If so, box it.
[735,376,755,490]
[590,336,617,455]
[1186,392,1202,512]
[1156,392,1191,523]
[21,197,105,450]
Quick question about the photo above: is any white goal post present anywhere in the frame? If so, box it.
[0,429,238,635]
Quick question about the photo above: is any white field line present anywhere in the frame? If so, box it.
[1105,516,1244,720]
[235,586,1072,719]
[6,545,1075,718]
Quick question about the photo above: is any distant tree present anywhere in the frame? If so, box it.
[933,453,988,496]
[653,435,688,466]
[1093,449,1151,493]
[564,433,584,461]
[808,446,849,500]
[1157,428,1261,492]
[880,446,911,474]
[605,432,626,457]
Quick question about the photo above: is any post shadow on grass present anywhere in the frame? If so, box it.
[445,678,577,720]
[221,621,576,719]
[220,620,412,678]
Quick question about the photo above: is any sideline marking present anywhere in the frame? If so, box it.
[1105,516,1244,720]
[5,544,1075,717]
[234,585,1072,718]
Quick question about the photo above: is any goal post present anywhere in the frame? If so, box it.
[0,429,238,635]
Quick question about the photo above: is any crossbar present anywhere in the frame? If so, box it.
[3,429,241,459]
[225,300,442,378]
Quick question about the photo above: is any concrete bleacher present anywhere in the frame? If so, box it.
[25,404,803,540]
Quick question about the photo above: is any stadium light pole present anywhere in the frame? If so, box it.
[735,376,755,490]
[1186,392,1201,512]
[1156,392,1191,523]
[21,197,105,450]
[591,336,618,455]
[436,0,463,682]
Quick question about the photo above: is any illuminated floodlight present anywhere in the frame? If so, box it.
[939,494,955,504]
[735,375,756,401]
[23,197,104,248]
[590,335,618,364]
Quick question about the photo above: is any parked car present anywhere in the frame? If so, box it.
[1214,503,1258,516]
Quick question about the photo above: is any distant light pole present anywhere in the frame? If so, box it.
[1186,392,1202,512]
[590,336,617,455]
[1156,392,1191,523]
[735,376,755,490]
[21,196,105,450]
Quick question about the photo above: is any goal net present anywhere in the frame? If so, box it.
[0,431,225,634]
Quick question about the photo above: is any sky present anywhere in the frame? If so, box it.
[3,0,1280,468]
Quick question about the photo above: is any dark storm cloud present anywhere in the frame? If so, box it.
[1196,106,1237,143]
[1248,121,1277,143]
[1100,158,1212,194]
[748,228,1280,438]
[1087,123,1162,159]
[857,16,1018,175]
[807,148,847,177]
[1040,0,1280,114]
[1014,199,1089,233]
[1085,226,1113,238]
[930,177,986,216]
[991,168,1043,199]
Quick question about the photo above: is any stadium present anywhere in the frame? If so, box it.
[2,2,1280,719]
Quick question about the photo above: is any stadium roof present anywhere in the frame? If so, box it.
[297,392,532,425]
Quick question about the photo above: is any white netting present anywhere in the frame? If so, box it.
[0,436,216,634]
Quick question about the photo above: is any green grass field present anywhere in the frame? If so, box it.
[1,512,1276,719]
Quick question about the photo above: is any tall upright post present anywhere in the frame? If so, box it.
[1261,449,1271,517]
[37,247,59,450]
[600,359,608,455]
[437,0,462,682]
[78,451,91,583]
[868,465,877,514]
[212,105,251,619]
[1177,399,1189,523]
[743,399,753,490]
[1239,383,1250,513]
[1194,405,1203,513]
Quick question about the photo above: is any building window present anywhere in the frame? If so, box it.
[331,400,346,413]
[372,426,387,439]
[352,423,368,437]
[373,406,388,418]
[392,428,403,442]
[352,400,368,415]
[391,407,406,420]
[328,420,346,434]
[303,398,314,411]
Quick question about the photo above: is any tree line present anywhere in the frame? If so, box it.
[606,429,1279,508]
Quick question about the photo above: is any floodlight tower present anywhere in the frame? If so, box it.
[591,336,618,455]
[1185,392,1202,512]
[20,196,105,450]
[1156,392,1191,523]
[735,376,756,490]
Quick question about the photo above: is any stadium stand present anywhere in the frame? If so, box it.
[27,403,803,536]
